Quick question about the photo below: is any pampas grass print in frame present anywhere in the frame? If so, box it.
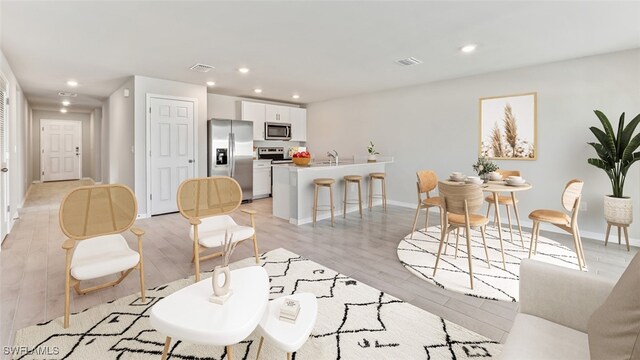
[480,93,537,160]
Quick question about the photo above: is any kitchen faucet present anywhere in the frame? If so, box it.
[327,150,339,165]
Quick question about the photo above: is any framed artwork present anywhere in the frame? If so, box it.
[479,92,537,160]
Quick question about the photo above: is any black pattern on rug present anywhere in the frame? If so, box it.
[14,248,501,359]
[398,226,584,302]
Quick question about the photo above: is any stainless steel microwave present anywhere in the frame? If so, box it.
[265,122,291,140]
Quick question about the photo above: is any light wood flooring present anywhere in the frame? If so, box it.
[1,180,637,354]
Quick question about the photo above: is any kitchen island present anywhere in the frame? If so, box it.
[272,157,393,225]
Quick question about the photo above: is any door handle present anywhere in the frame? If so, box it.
[188,159,194,163]
[1,168,7,173]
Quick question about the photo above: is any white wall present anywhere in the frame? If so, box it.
[108,77,135,189]
[307,49,640,241]
[31,110,93,181]
[133,76,207,216]
[101,100,110,183]
[90,108,102,182]
[0,49,30,225]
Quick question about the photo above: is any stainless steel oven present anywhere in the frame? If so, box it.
[265,122,291,140]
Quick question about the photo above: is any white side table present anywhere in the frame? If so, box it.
[149,266,269,360]
[256,293,318,360]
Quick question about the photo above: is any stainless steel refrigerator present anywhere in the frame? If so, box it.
[207,119,253,202]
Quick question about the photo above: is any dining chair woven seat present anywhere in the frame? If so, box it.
[528,209,571,225]
[447,213,490,227]
[484,195,518,205]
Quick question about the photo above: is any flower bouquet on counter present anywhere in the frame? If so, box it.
[292,151,311,166]
[472,156,499,180]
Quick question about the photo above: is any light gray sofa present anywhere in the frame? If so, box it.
[499,259,616,360]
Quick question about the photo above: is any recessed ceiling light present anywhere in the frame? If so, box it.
[254,88,262,94]
[66,80,78,87]
[461,44,477,53]
[292,94,300,99]
[206,81,216,87]
[238,67,250,74]
[61,100,70,106]
[60,108,68,113]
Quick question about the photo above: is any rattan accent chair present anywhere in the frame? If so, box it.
[410,170,442,239]
[433,181,496,289]
[528,179,586,271]
[60,184,146,328]
[177,176,259,282]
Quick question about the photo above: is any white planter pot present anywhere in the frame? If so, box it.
[603,195,633,225]
[368,154,377,162]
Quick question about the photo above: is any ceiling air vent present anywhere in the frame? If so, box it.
[189,63,215,73]
[58,92,78,97]
[395,57,423,66]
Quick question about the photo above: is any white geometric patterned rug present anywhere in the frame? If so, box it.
[14,248,501,359]
[398,226,584,302]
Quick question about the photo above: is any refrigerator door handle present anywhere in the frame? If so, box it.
[230,133,236,177]
[228,134,233,177]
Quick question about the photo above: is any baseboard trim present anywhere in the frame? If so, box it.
[291,200,384,225]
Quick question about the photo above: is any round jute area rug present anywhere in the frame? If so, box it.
[397,225,584,302]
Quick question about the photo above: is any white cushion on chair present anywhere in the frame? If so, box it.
[71,234,140,281]
[189,215,255,248]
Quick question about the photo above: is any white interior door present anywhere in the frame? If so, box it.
[150,97,195,215]
[41,120,82,182]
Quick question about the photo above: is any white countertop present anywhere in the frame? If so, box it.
[272,157,393,170]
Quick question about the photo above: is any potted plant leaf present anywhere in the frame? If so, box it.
[587,110,640,225]
[367,141,380,162]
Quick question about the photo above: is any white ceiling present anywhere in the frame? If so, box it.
[1,1,639,113]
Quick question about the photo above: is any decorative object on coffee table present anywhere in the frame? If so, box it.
[210,231,238,304]
[367,141,379,162]
[587,110,640,242]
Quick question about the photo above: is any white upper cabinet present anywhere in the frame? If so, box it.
[241,101,266,141]
[265,104,290,123]
[290,107,307,142]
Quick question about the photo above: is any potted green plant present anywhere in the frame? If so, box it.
[587,110,640,225]
[472,156,499,181]
[367,141,380,161]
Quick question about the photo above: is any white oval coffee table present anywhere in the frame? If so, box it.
[256,293,318,360]
[150,266,269,360]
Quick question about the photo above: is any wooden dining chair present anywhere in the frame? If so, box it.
[485,169,525,247]
[177,176,259,282]
[410,170,442,239]
[528,179,586,271]
[60,184,146,328]
[433,181,499,290]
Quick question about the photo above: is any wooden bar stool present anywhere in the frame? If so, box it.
[605,221,630,251]
[368,172,387,211]
[313,178,335,227]
[343,175,363,218]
